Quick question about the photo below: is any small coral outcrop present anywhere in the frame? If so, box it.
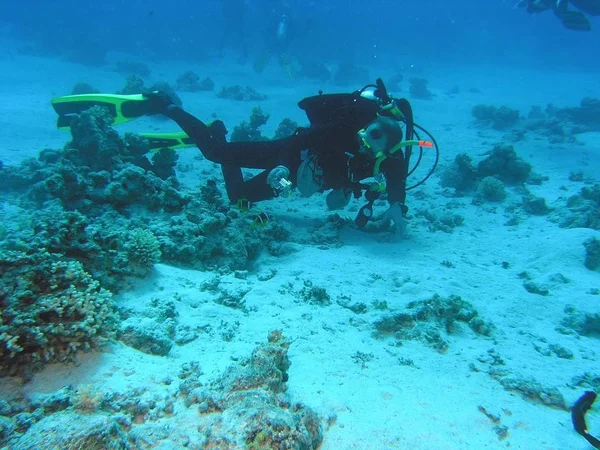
[475,176,506,203]
[127,228,162,277]
[472,105,520,130]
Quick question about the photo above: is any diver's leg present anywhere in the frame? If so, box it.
[236,170,278,202]
[165,107,217,150]
[166,106,311,167]
[221,165,246,202]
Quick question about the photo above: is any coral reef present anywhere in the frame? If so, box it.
[439,154,479,193]
[559,305,600,337]
[0,249,118,378]
[518,271,550,296]
[475,176,506,203]
[504,98,600,144]
[470,349,568,410]
[472,105,520,130]
[274,118,299,139]
[149,147,179,180]
[373,294,493,352]
[554,97,600,131]
[126,228,162,277]
[1,332,323,449]
[521,195,552,216]
[416,208,464,233]
[571,372,600,392]
[194,331,323,448]
[230,110,298,142]
[0,106,274,293]
[477,145,532,185]
[217,85,267,101]
[441,146,532,201]
[117,74,145,95]
[11,411,130,450]
[297,280,332,306]
[120,317,174,356]
[584,237,600,270]
[175,71,215,92]
[552,184,600,230]
[230,107,270,142]
[493,375,567,410]
[409,78,433,100]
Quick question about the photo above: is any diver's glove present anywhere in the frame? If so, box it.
[382,202,407,234]
[143,91,176,115]
[267,165,292,196]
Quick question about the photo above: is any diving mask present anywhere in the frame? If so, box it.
[357,116,404,158]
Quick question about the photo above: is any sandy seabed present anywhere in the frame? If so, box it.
[0,44,599,449]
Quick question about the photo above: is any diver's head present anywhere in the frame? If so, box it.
[358,80,405,121]
[358,116,403,158]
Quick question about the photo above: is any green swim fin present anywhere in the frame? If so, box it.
[138,132,195,152]
[52,93,151,130]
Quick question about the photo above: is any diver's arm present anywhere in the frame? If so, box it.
[382,156,407,208]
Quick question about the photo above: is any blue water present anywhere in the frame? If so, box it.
[2,0,598,70]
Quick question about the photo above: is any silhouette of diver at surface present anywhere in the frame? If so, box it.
[516,0,600,30]
[253,0,297,76]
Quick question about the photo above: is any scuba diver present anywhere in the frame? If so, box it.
[253,0,297,76]
[217,0,249,63]
[143,78,439,233]
[516,0,600,30]
[50,78,439,233]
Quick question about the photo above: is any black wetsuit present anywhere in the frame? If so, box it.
[163,93,408,207]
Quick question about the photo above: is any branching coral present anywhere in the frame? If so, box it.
[0,250,118,377]
[0,103,280,297]
[127,228,162,277]
[475,176,507,203]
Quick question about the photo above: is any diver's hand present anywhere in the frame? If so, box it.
[267,165,292,196]
[382,202,407,235]
[143,91,176,115]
